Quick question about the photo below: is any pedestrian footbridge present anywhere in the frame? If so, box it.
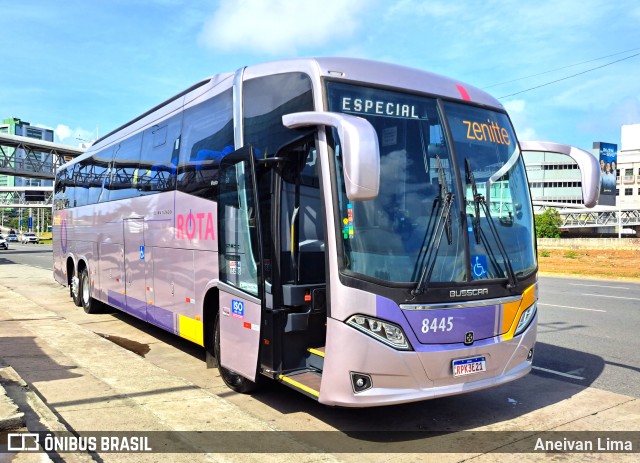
[535,204,640,229]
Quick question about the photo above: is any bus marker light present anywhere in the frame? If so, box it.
[243,322,259,331]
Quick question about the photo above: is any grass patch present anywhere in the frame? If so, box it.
[539,250,550,257]
[563,250,579,259]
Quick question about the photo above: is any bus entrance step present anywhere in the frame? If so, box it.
[306,347,325,371]
[279,370,322,400]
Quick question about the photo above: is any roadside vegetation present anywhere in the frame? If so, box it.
[537,246,640,280]
[535,208,562,238]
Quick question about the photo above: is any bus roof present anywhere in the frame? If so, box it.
[68,57,503,169]
[259,57,503,109]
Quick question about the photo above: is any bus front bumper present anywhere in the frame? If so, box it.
[317,315,536,407]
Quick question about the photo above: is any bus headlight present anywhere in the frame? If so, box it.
[346,315,412,351]
[514,302,537,336]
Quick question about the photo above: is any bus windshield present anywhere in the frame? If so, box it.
[327,82,536,285]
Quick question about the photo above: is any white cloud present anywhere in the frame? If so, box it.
[198,0,367,55]
[55,124,73,142]
[37,124,97,145]
[503,99,526,114]
[503,99,538,141]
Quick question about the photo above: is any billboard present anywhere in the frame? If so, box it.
[593,142,617,206]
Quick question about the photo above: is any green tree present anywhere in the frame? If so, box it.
[535,208,562,238]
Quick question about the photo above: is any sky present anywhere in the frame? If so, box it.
[1,0,639,151]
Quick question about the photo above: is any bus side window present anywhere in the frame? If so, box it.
[138,112,182,194]
[107,134,143,201]
[178,88,234,201]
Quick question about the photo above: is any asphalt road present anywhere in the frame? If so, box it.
[0,242,53,270]
[3,244,639,399]
[536,276,640,397]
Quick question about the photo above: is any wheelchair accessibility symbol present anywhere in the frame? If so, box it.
[472,255,487,278]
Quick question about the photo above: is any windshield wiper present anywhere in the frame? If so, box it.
[465,159,517,289]
[412,156,453,297]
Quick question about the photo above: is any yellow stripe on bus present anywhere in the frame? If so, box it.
[307,347,325,358]
[178,314,204,346]
[279,374,320,397]
[502,283,537,341]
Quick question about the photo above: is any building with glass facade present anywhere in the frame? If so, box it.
[0,117,54,188]
[616,124,640,209]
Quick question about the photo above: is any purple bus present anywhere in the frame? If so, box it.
[53,58,600,406]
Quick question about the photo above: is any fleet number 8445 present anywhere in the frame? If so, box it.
[421,316,454,333]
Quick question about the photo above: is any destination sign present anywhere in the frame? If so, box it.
[328,82,432,120]
[340,97,424,119]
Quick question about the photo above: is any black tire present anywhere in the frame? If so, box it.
[80,267,99,314]
[72,268,82,307]
[214,311,258,393]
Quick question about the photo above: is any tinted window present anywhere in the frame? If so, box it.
[73,161,90,207]
[54,168,71,210]
[178,89,234,200]
[92,148,113,204]
[243,72,314,157]
[138,113,182,194]
[106,134,143,201]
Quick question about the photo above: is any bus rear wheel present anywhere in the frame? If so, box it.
[80,267,99,314]
[71,268,82,307]
[214,312,258,393]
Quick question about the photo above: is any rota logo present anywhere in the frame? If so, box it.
[176,211,215,240]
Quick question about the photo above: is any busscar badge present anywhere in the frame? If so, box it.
[464,331,474,345]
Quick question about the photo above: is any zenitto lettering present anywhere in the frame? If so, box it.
[463,119,510,145]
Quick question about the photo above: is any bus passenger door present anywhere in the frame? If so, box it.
[123,217,147,320]
[217,146,263,381]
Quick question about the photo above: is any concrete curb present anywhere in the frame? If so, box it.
[1,365,94,463]
[0,373,24,431]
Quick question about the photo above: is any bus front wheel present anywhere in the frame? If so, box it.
[214,312,258,394]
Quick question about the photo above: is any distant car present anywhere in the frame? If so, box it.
[6,234,19,242]
[0,236,7,250]
[21,233,39,244]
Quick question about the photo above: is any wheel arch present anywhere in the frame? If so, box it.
[202,285,220,355]
[65,255,76,287]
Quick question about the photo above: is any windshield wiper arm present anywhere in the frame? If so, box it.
[412,156,453,297]
[465,159,482,245]
[465,159,517,289]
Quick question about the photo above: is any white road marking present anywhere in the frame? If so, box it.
[569,283,628,290]
[538,303,606,312]
[532,366,585,380]
[583,293,640,301]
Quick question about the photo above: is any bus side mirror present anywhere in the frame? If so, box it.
[520,141,600,208]
[282,111,380,200]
